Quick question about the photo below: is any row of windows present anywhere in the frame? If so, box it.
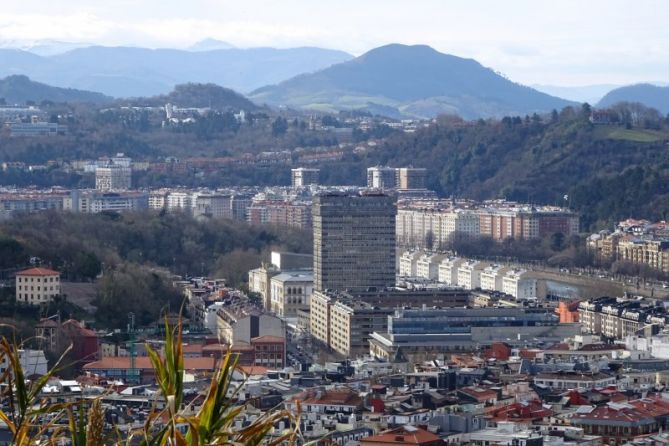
[17,285,57,291]
[17,276,59,283]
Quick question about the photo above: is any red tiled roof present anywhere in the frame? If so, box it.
[83,356,216,371]
[291,388,363,407]
[182,344,204,353]
[362,426,440,445]
[17,267,59,276]
[458,386,498,401]
[239,366,269,376]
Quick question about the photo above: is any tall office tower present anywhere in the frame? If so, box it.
[312,191,397,292]
[95,165,132,192]
[291,168,320,187]
[367,166,397,189]
[396,167,427,189]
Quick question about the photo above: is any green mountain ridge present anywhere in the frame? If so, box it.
[251,44,576,119]
[598,83,669,114]
[0,74,111,104]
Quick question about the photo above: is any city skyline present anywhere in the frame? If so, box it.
[1,0,668,86]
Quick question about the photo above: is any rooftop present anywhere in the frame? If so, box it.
[17,267,60,276]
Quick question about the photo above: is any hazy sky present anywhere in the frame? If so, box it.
[1,0,668,86]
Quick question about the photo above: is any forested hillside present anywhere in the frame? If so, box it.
[353,105,669,230]
[0,211,311,328]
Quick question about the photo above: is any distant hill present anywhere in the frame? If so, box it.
[187,39,236,51]
[126,82,259,110]
[598,83,669,114]
[532,84,620,104]
[0,46,353,97]
[0,75,111,104]
[250,44,575,119]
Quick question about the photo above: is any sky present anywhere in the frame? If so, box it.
[1,0,668,86]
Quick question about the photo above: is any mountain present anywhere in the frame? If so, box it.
[532,84,620,104]
[0,39,91,56]
[125,82,259,110]
[0,75,111,104]
[0,46,353,97]
[250,44,575,119]
[187,39,236,51]
[598,83,669,114]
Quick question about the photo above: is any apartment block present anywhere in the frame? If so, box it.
[291,168,320,187]
[95,165,132,191]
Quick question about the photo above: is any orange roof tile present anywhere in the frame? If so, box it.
[83,356,216,371]
[17,267,60,276]
[362,426,440,445]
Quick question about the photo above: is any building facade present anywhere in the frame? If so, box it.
[15,267,60,305]
[312,192,396,292]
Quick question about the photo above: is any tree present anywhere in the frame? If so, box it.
[271,116,288,136]
[550,232,566,251]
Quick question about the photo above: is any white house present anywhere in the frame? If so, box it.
[399,251,422,277]
[416,253,447,280]
[438,257,464,286]
[479,265,511,292]
[502,269,537,300]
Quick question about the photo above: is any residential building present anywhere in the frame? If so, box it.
[95,165,132,191]
[82,356,216,384]
[367,166,397,189]
[396,167,427,190]
[193,193,232,219]
[312,192,396,292]
[286,387,364,414]
[416,253,447,281]
[360,426,442,446]
[15,267,60,305]
[533,371,617,390]
[215,310,286,346]
[457,260,488,290]
[291,168,320,187]
[479,265,511,292]
[502,269,537,300]
[399,251,422,277]
[437,257,465,286]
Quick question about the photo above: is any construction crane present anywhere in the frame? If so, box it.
[127,312,138,385]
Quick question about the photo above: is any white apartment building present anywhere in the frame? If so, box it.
[480,265,511,292]
[416,253,447,280]
[399,251,422,277]
[166,192,192,212]
[457,261,488,290]
[15,267,60,305]
[502,269,537,300]
[438,257,465,286]
[149,190,170,210]
[95,165,131,191]
[269,272,313,318]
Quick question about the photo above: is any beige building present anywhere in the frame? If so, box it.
[16,267,61,305]
[248,264,281,311]
[269,272,313,318]
[310,290,392,357]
